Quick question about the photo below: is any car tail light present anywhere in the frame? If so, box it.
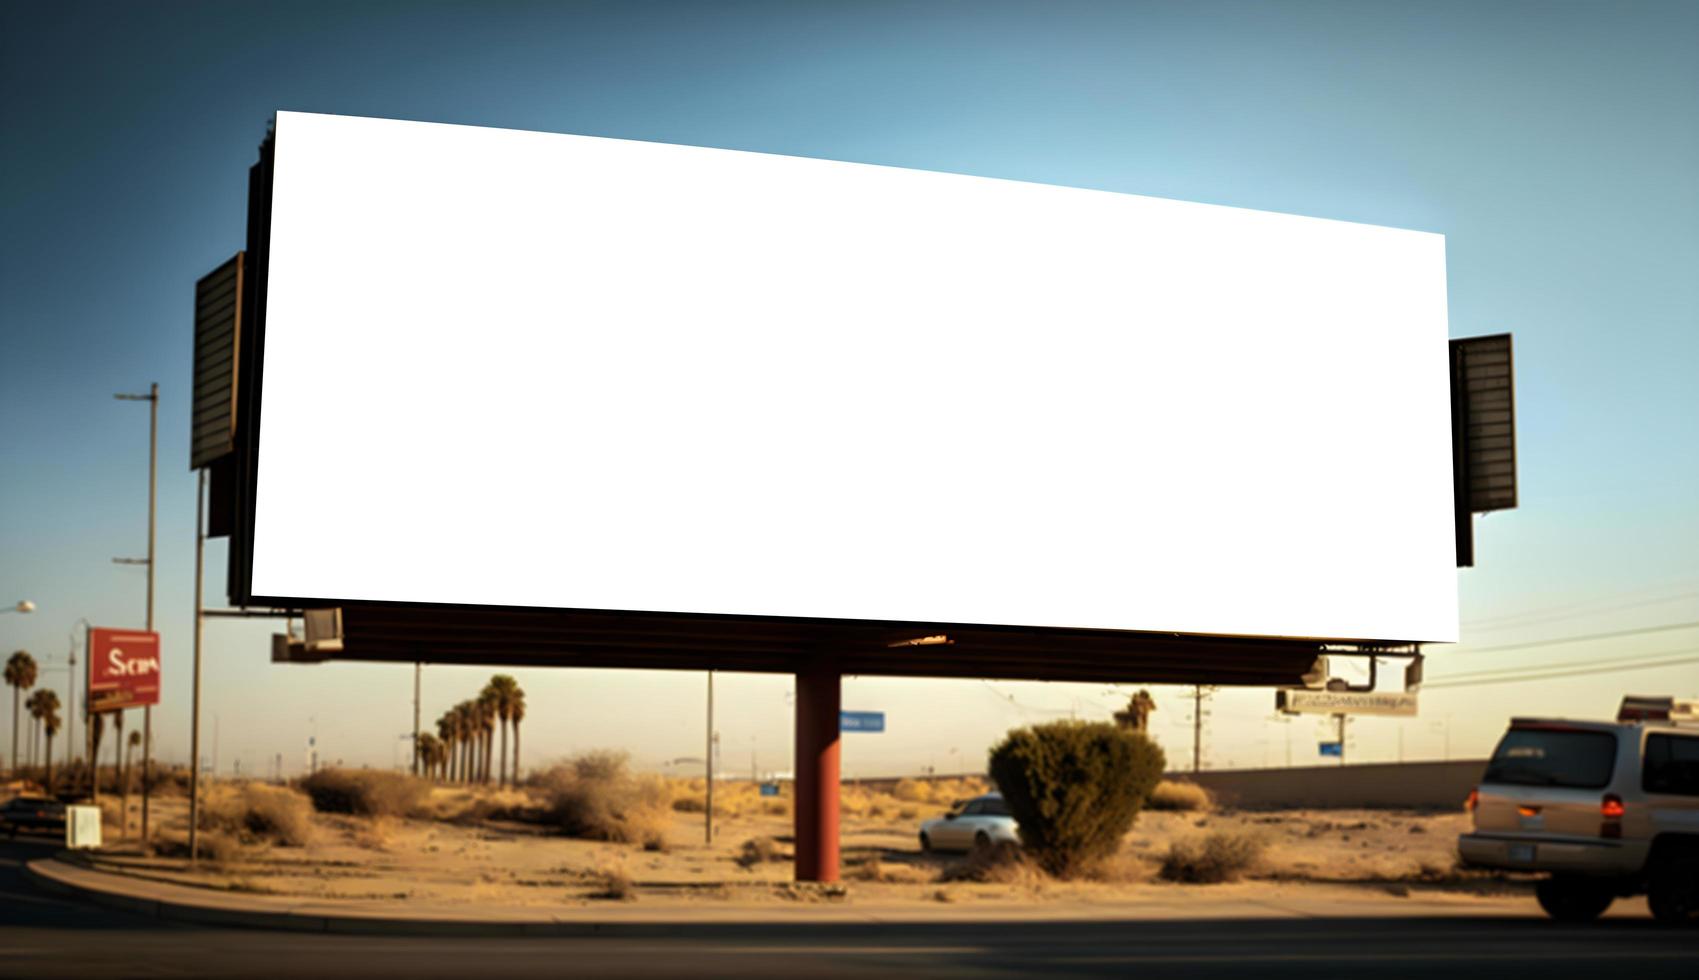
[1465,787,1479,813]
[1600,793,1624,839]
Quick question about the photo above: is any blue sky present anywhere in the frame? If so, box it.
[2,0,1696,777]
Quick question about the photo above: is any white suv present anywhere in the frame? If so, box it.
[1458,696,1699,924]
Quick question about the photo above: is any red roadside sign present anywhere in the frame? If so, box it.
[87,628,161,712]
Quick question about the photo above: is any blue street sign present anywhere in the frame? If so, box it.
[759,782,780,797]
[1318,741,1343,757]
[840,710,886,733]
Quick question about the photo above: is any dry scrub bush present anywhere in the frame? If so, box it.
[847,854,930,884]
[667,778,779,818]
[736,836,788,868]
[299,769,429,819]
[426,785,538,824]
[538,751,671,846]
[1159,830,1267,883]
[937,841,1047,888]
[154,829,243,863]
[838,784,882,819]
[97,797,125,828]
[989,721,1165,877]
[1147,780,1212,812]
[892,776,992,809]
[589,868,636,901]
[198,782,313,846]
[1081,850,1151,884]
[143,764,191,797]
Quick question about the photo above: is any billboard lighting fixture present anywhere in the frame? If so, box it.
[887,635,952,648]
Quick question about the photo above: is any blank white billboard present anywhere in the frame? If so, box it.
[255,111,1458,643]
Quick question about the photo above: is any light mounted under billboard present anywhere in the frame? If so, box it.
[250,111,1458,644]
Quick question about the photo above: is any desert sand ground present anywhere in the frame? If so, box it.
[67,775,1519,912]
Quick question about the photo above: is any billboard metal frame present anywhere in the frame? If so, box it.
[211,120,1465,684]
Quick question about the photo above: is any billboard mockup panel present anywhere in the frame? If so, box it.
[253,111,1458,643]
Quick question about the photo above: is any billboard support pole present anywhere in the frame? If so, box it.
[794,664,841,883]
[189,469,206,865]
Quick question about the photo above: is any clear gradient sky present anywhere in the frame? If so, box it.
[2,1,1696,780]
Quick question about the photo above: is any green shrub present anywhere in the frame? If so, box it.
[298,768,430,818]
[1159,830,1267,883]
[988,720,1165,877]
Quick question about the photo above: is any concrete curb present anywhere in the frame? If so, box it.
[24,854,1544,937]
[22,857,716,937]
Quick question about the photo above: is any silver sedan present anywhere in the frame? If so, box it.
[918,792,1020,853]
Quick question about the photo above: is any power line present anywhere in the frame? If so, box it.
[1425,649,1699,689]
[1459,620,1699,655]
[1464,585,1699,631]
[1435,646,1699,682]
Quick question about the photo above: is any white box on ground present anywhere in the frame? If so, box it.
[253,111,1458,644]
[65,805,102,849]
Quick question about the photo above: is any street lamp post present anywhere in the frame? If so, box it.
[115,383,158,840]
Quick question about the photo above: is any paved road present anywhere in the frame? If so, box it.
[2,839,1694,978]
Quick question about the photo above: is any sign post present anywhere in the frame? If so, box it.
[839,711,886,733]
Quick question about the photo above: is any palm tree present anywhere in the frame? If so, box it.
[36,690,61,794]
[124,730,142,831]
[454,702,474,784]
[431,734,449,782]
[25,689,46,774]
[477,687,500,784]
[470,698,489,784]
[44,710,62,794]
[6,650,37,775]
[509,689,526,785]
[113,710,127,819]
[88,711,106,801]
[435,712,456,782]
[487,675,520,786]
[415,732,440,782]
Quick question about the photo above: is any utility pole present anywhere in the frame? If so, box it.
[1190,685,1214,773]
[705,671,714,844]
[412,663,422,776]
[189,469,206,864]
[115,383,158,840]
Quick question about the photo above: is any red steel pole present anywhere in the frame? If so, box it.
[793,665,841,883]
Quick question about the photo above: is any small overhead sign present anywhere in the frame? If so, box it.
[1318,741,1344,758]
[1278,688,1417,717]
[840,711,886,733]
[86,628,161,712]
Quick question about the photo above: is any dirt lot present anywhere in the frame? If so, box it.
[68,774,1523,911]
